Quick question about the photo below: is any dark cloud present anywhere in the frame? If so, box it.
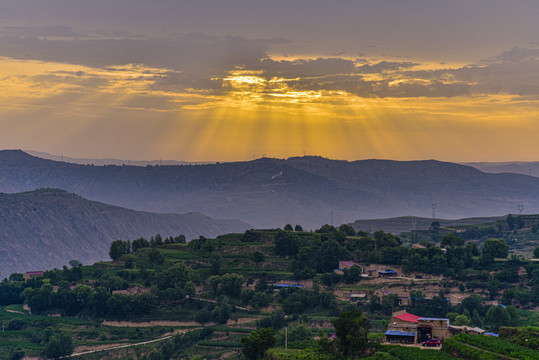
[0,29,278,75]
[2,24,538,100]
[356,61,418,73]
[257,58,358,78]
[496,46,539,63]
[0,26,85,38]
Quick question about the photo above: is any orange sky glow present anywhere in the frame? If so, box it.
[0,1,538,162]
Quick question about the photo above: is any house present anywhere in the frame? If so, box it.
[335,260,361,275]
[23,271,44,280]
[411,243,426,249]
[350,293,367,302]
[385,310,452,344]
[338,260,358,269]
[449,325,485,336]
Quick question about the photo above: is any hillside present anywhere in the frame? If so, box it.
[0,188,249,278]
[465,161,539,177]
[1,225,538,359]
[350,215,506,234]
[3,150,539,228]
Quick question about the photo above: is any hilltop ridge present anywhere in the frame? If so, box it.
[2,150,539,228]
[0,188,250,278]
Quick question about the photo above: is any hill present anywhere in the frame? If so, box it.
[350,215,506,234]
[25,149,214,166]
[464,161,539,177]
[0,188,250,278]
[3,150,539,228]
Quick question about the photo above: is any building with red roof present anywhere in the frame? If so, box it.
[385,310,452,344]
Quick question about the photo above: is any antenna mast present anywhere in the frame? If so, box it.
[518,204,524,215]
[431,204,436,219]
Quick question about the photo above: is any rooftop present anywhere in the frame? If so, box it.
[394,312,421,323]
[385,330,417,337]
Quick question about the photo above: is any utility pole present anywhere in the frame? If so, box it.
[285,326,288,350]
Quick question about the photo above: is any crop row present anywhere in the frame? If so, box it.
[442,338,505,360]
[453,333,538,360]
[385,345,458,360]
[499,327,539,351]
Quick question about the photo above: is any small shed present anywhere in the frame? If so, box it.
[378,270,397,278]
[385,330,417,344]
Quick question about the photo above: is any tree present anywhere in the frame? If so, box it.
[241,230,260,243]
[44,332,73,359]
[252,251,265,264]
[482,238,509,260]
[486,305,511,332]
[332,309,370,357]
[316,224,337,233]
[294,224,304,232]
[339,224,356,236]
[8,347,24,360]
[533,246,539,259]
[274,230,299,256]
[277,323,312,345]
[7,318,24,330]
[220,273,244,297]
[241,328,276,360]
[210,254,223,275]
[454,314,470,326]
[284,224,294,231]
[132,237,150,252]
[68,259,82,268]
[506,214,515,230]
[430,221,441,231]
[441,233,464,248]
[109,240,130,260]
[207,275,221,297]
[343,265,362,284]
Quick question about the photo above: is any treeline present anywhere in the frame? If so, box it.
[109,234,186,260]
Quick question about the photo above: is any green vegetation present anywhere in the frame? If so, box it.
[384,346,458,359]
[442,333,539,360]
[2,221,539,359]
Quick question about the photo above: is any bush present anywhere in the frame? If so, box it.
[7,318,24,331]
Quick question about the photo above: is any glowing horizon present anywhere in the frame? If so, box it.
[0,1,538,163]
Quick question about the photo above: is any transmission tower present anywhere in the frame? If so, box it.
[431,204,437,219]
[329,209,334,225]
[518,204,524,215]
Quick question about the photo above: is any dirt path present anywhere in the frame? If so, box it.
[62,335,174,358]
[102,316,260,328]
[102,320,200,327]
[64,329,198,358]
[5,309,25,314]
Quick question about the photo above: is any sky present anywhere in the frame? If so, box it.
[0,0,538,162]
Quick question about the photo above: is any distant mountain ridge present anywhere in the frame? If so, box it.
[25,150,214,166]
[0,188,250,279]
[2,150,539,228]
[463,161,539,177]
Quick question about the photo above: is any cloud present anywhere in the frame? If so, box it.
[496,46,539,63]
[1,25,538,112]
[0,29,278,74]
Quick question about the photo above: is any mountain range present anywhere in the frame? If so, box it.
[2,150,539,229]
[0,188,249,279]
